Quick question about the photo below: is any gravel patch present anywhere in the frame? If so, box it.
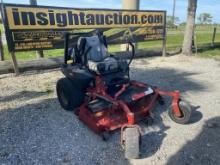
[0,55,220,165]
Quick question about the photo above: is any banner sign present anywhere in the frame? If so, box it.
[1,3,166,52]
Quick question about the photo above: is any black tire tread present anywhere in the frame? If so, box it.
[168,101,192,124]
[56,78,84,111]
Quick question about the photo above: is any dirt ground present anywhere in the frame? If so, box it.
[0,55,220,165]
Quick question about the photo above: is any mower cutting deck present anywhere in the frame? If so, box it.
[56,32,192,159]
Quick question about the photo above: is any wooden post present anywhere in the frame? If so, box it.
[162,35,167,56]
[162,13,167,57]
[36,50,44,58]
[121,0,139,51]
[0,30,4,61]
[211,27,217,47]
[29,0,44,58]
[162,32,167,56]
[11,52,19,75]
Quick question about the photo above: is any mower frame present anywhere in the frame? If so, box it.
[57,32,192,159]
[77,76,182,135]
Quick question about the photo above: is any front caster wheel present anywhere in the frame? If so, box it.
[168,100,192,124]
[123,127,141,159]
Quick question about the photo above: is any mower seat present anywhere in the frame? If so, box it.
[78,35,129,75]
[77,35,130,89]
[78,35,109,63]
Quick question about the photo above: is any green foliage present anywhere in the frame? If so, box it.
[179,22,186,26]
[197,13,213,24]
[198,48,220,58]
[166,15,180,27]
[0,24,4,32]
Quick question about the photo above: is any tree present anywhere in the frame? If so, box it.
[182,0,198,56]
[179,22,186,26]
[167,15,180,28]
[197,13,213,24]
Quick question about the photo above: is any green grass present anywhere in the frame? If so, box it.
[0,24,4,32]
[1,25,220,60]
[3,46,64,60]
[109,31,220,53]
[197,48,220,58]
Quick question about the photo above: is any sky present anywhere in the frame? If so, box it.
[2,0,220,23]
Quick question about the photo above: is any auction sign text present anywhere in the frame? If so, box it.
[1,3,166,52]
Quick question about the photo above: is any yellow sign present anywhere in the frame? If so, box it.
[5,6,165,30]
[1,3,166,52]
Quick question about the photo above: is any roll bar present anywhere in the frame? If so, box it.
[128,42,135,66]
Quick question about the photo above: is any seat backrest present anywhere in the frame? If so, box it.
[78,36,109,62]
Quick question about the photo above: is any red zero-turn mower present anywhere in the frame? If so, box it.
[56,32,192,159]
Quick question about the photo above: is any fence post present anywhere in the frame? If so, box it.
[162,30,167,56]
[211,27,217,47]
[0,30,4,61]
[162,14,167,57]
[11,52,19,75]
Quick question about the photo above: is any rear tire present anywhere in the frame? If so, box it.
[56,78,85,111]
[124,127,140,159]
[168,100,192,124]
